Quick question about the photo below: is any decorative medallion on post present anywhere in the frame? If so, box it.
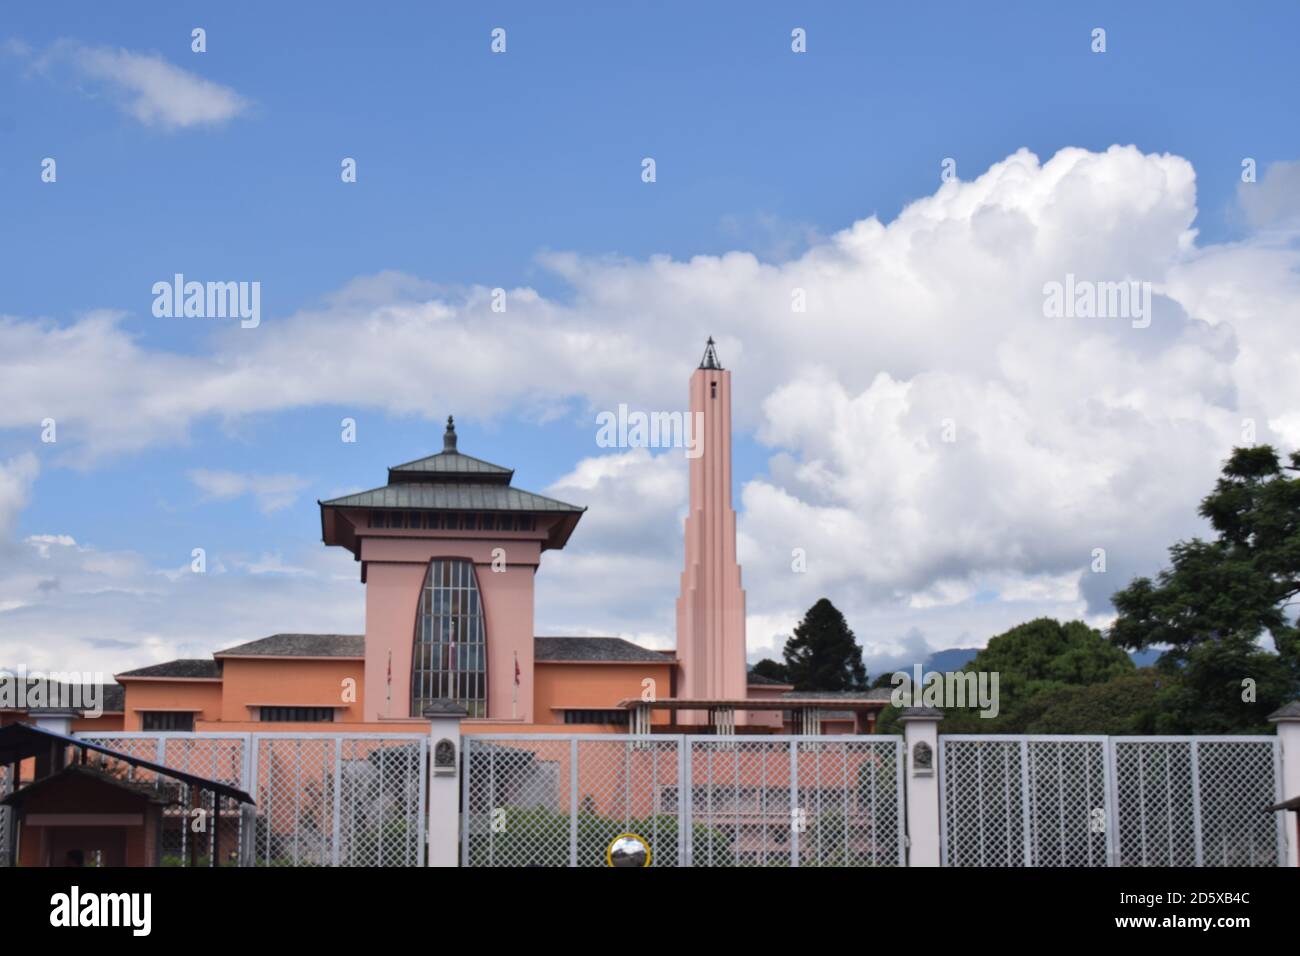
[912,740,934,776]
[434,739,457,776]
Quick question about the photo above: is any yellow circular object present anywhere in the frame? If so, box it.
[605,832,652,867]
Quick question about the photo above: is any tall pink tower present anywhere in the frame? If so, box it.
[675,338,749,716]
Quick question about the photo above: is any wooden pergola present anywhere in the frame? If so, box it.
[616,697,889,734]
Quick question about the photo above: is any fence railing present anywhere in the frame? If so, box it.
[77,732,427,867]
[0,728,1275,867]
[461,734,906,867]
[939,735,1284,867]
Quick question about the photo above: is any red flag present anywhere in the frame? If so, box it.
[514,652,520,686]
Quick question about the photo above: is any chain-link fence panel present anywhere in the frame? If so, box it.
[252,736,335,866]
[940,737,1110,867]
[462,735,909,868]
[1112,737,1282,867]
[336,738,427,866]
[80,734,247,866]
[795,738,905,866]
[461,736,681,867]
[687,738,794,867]
[79,732,428,867]
[1026,738,1110,866]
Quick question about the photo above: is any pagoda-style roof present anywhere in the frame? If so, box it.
[320,416,585,552]
[387,422,515,484]
[321,482,581,513]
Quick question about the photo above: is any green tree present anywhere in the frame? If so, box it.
[1024,670,1166,735]
[934,618,1133,732]
[750,658,789,683]
[1110,445,1300,732]
[781,598,868,691]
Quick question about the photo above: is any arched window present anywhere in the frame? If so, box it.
[411,558,487,717]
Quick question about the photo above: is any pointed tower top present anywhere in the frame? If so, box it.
[699,336,723,370]
[443,415,457,452]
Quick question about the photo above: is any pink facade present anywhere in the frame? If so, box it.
[319,417,585,724]
[675,340,749,717]
[356,532,544,723]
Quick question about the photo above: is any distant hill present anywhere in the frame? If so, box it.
[917,646,1163,673]
[923,648,980,672]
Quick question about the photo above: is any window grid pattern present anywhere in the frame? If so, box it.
[562,709,628,725]
[367,510,537,532]
[260,706,335,723]
[412,558,487,718]
[141,712,195,732]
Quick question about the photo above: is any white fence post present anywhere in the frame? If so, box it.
[899,707,943,867]
[424,701,467,867]
[1269,701,1300,868]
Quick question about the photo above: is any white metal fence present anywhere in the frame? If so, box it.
[461,734,906,867]
[77,732,427,867]
[1112,737,1283,866]
[939,735,1284,867]
[0,729,1277,868]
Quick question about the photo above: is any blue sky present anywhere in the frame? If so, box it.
[2,2,1299,675]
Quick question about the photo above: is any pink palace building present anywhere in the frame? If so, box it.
[4,341,888,738]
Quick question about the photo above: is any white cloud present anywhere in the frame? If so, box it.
[188,469,309,514]
[0,455,39,537]
[3,145,1300,668]
[14,39,248,129]
[1237,160,1300,231]
[0,532,362,674]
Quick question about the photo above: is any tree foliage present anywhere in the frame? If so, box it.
[1024,670,1164,735]
[1110,445,1300,732]
[782,598,868,691]
[936,618,1133,732]
[750,657,789,683]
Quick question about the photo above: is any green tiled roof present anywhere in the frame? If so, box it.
[321,481,583,513]
[320,417,586,552]
[388,450,513,481]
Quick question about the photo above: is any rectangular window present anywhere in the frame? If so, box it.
[141,711,194,732]
[562,709,628,725]
[260,706,335,723]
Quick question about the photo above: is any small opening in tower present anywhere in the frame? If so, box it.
[710,381,717,399]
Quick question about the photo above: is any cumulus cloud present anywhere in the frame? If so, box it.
[0,532,362,674]
[1237,159,1300,231]
[12,39,248,129]
[3,145,1300,670]
[538,448,688,645]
